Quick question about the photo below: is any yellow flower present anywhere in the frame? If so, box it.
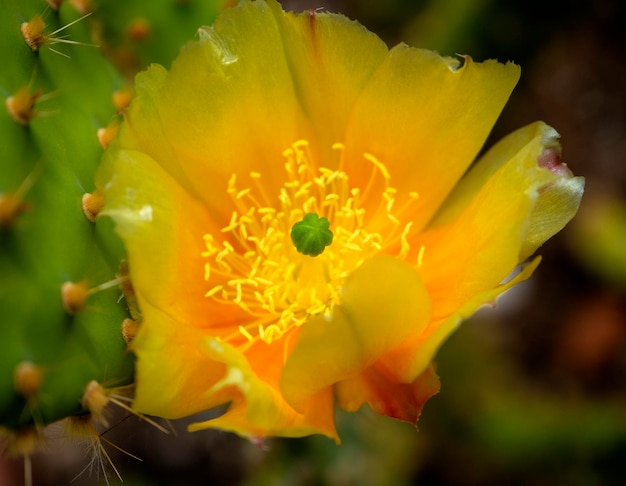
[96,0,583,441]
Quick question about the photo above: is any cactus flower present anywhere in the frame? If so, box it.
[96,0,583,440]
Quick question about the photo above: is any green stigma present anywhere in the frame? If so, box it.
[290,212,334,257]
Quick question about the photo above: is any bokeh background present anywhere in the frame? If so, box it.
[5,0,626,484]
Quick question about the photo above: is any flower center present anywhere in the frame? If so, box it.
[201,140,421,345]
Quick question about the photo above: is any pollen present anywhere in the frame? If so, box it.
[201,141,420,345]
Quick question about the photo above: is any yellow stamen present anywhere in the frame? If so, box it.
[201,141,421,345]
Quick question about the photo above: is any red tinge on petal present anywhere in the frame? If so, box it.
[538,148,573,177]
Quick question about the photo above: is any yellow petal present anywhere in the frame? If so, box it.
[265,0,389,156]
[375,124,582,385]
[431,121,584,247]
[131,302,229,418]
[120,0,390,219]
[418,122,580,321]
[280,255,432,412]
[97,148,223,322]
[342,52,520,230]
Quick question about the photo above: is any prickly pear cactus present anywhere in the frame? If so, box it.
[0,0,135,451]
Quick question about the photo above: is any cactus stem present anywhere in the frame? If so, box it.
[96,120,119,149]
[121,318,139,344]
[81,190,105,222]
[13,362,43,399]
[21,13,98,57]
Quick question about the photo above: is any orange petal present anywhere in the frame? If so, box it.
[377,258,540,384]
[188,338,337,440]
[336,363,440,424]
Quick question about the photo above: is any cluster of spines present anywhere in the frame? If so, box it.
[1,0,225,481]
[0,0,137,474]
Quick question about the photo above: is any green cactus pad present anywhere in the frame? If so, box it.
[0,0,134,432]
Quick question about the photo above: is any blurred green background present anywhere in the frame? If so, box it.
[4,0,626,484]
